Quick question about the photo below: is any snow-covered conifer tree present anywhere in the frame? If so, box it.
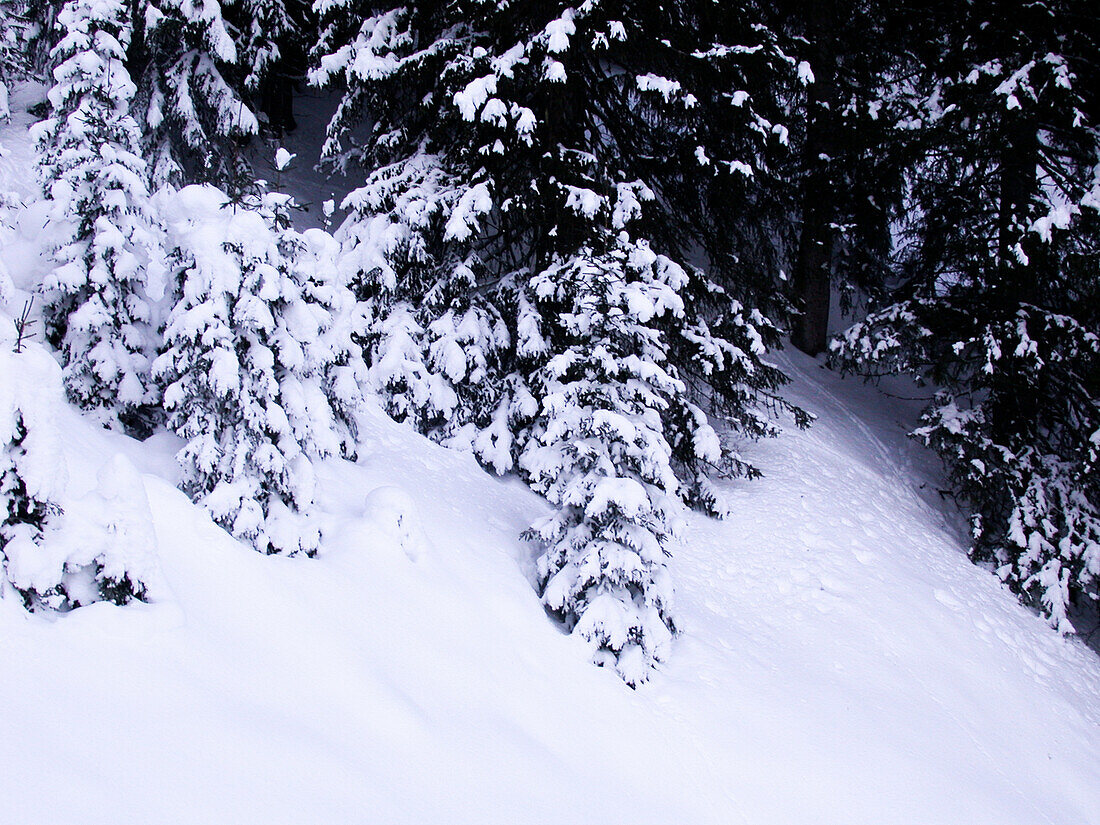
[520,245,690,681]
[33,0,163,433]
[315,0,806,682]
[267,149,365,460]
[832,0,1100,631]
[154,175,360,556]
[131,0,258,185]
[223,0,304,134]
[0,346,65,608]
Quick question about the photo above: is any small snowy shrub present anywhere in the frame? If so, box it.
[0,345,149,610]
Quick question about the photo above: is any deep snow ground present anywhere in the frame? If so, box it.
[0,350,1097,825]
[2,83,1099,825]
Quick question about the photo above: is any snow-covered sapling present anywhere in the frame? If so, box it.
[0,346,149,610]
[155,171,361,555]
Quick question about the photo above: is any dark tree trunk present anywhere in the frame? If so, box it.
[261,73,297,136]
[791,211,833,355]
[790,0,838,356]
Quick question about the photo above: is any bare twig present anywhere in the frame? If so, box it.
[13,296,34,353]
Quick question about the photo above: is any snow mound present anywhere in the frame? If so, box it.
[354,484,432,562]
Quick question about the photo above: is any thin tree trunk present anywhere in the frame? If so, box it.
[791,214,832,355]
[790,0,837,357]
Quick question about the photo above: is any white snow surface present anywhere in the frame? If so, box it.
[2,85,1099,825]
[0,352,1097,825]
[0,85,45,204]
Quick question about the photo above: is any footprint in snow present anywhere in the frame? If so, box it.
[851,547,879,565]
[933,588,964,611]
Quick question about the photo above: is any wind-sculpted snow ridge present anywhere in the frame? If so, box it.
[0,341,1097,824]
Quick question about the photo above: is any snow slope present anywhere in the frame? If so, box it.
[2,84,1099,825]
[0,349,1098,825]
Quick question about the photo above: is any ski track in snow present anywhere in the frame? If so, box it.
[1,88,1099,825]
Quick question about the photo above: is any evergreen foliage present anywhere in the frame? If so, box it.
[224,0,307,134]
[0,350,65,609]
[154,178,361,556]
[832,0,1100,631]
[520,245,698,682]
[229,0,294,95]
[131,0,258,186]
[0,0,31,122]
[23,0,61,75]
[314,0,807,682]
[33,0,163,433]
[0,346,149,611]
[772,0,915,354]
